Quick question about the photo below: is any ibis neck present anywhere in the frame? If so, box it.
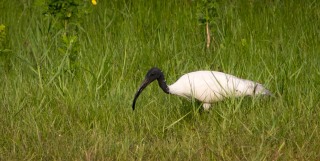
[157,75,170,94]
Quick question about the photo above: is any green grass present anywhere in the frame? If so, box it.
[1,0,320,160]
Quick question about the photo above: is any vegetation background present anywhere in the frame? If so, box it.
[1,0,319,160]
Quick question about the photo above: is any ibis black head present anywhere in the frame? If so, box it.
[132,67,169,110]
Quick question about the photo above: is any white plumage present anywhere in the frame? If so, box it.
[132,67,271,110]
[168,71,271,110]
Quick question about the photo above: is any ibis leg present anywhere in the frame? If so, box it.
[203,103,211,111]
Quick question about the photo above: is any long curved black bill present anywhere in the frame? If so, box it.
[132,79,151,110]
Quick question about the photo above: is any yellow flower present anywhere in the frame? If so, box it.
[91,0,97,5]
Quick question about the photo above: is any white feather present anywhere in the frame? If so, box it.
[168,71,270,109]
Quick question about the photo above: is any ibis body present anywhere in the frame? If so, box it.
[132,67,272,110]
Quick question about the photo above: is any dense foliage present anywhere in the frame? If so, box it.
[1,0,319,160]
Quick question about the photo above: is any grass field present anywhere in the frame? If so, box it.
[1,0,320,160]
